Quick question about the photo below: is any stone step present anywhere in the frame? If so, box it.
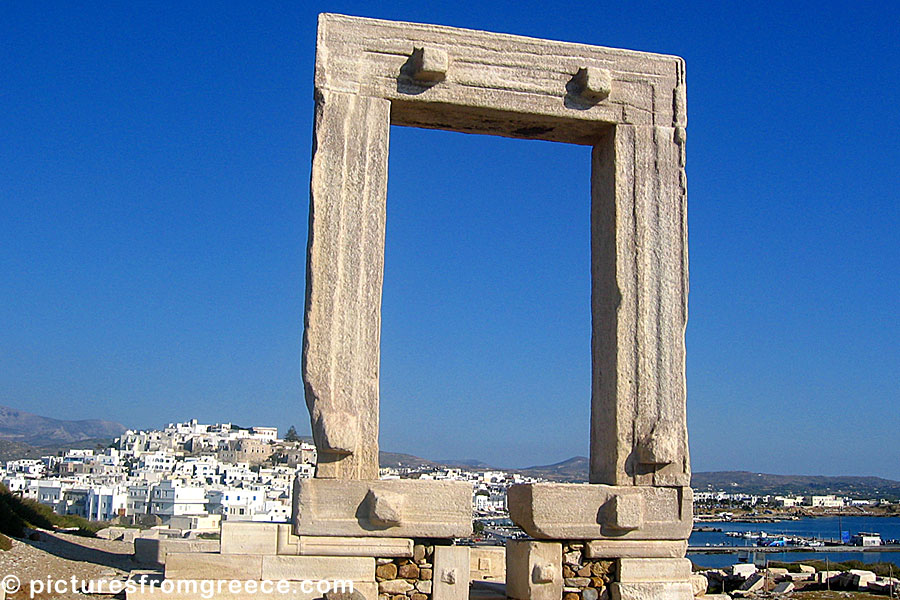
[164,553,375,582]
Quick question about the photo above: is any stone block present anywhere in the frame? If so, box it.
[585,540,687,559]
[220,521,278,555]
[508,483,692,540]
[133,538,220,566]
[690,573,707,597]
[276,525,413,557]
[506,541,562,600]
[738,573,764,592]
[433,546,469,600]
[293,478,472,538]
[815,570,841,584]
[772,581,794,594]
[868,577,900,594]
[165,553,264,580]
[848,569,877,589]
[730,563,756,578]
[470,546,506,581]
[610,582,694,600]
[617,559,692,583]
[260,555,375,581]
[379,580,414,595]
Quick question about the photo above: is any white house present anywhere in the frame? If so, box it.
[206,487,267,520]
[85,485,128,521]
[150,480,208,520]
[808,495,844,508]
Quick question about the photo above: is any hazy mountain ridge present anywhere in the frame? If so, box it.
[379,452,900,494]
[0,405,126,447]
[0,438,118,463]
[0,405,895,497]
[692,471,900,497]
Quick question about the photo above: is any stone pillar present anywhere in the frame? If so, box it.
[589,122,690,488]
[303,88,390,481]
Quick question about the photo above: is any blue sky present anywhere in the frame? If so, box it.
[2,3,898,477]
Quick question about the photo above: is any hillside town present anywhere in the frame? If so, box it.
[3,420,900,598]
[1,417,896,545]
[0,419,542,530]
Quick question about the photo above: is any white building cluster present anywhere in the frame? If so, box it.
[0,420,316,526]
[380,465,541,517]
[694,490,887,510]
[2,418,542,533]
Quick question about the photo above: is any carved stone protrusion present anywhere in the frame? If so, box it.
[637,427,678,466]
[571,66,612,102]
[312,411,356,455]
[366,489,404,527]
[604,494,644,532]
[440,568,457,585]
[409,47,449,82]
[531,563,556,584]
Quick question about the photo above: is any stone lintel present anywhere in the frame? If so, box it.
[276,524,414,557]
[293,478,472,538]
[507,483,691,540]
[316,13,685,140]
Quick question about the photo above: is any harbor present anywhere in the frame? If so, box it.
[688,515,900,570]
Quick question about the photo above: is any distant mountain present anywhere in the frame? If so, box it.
[0,405,126,447]
[380,451,900,496]
[380,452,440,469]
[691,471,900,498]
[515,456,589,482]
[0,438,117,463]
[378,451,590,482]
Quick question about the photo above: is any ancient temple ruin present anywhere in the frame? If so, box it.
[299,12,692,600]
[139,14,693,600]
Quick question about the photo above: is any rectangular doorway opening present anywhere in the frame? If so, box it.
[379,125,592,482]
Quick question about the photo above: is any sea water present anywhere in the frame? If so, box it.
[689,516,900,569]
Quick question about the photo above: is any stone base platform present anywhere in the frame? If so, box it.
[127,521,471,600]
[293,478,473,538]
[507,483,692,540]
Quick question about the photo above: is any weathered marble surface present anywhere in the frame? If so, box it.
[304,14,689,487]
[292,477,472,538]
[508,483,692,540]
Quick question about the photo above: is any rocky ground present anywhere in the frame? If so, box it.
[0,530,138,599]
